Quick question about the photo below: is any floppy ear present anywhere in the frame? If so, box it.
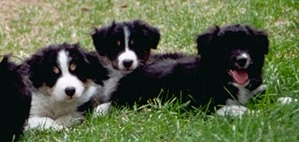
[67,45,109,84]
[0,55,18,74]
[91,22,116,56]
[244,25,269,55]
[85,51,109,85]
[0,55,9,66]
[24,51,47,88]
[196,25,220,55]
[255,30,269,55]
[133,20,160,49]
[68,43,91,68]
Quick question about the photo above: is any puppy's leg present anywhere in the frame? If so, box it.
[26,117,63,130]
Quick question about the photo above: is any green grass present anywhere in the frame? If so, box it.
[0,0,298,141]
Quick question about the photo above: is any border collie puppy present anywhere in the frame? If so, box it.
[91,20,160,113]
[195,24,269,114]
[24,43,108,130]
[108,24,269,115]
[0,56,31,141]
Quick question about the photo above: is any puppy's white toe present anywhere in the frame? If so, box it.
[216,105,248,117]
[277,97,298,105]
[93,102,111,117]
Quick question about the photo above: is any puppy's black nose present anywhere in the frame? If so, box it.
[235,53,251,69]
[236,58,248,68]
[123,59,133,68]
[65,87,76,97]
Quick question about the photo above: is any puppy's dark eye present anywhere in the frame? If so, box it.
[69,63,76,71]
[53,66,60,74]
[130,40,134,45]
[116,40,121,46]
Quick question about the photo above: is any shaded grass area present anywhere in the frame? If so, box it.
[0,0,298,141]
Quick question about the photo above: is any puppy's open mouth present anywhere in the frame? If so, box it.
[229,69,249,85]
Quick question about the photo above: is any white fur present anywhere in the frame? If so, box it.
[101,63,127,102]
[220,83,266,118]
[227,83,266,105]
[26,50,99,130]
[278,97,298,105]
[216,105,248,117]
[91,65,125,117]
[93,102,112,117]
[118,50,138,70]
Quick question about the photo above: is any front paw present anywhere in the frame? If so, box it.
[93,102,111,117]
[55,114,85,127]
[216,105,248,117]
[26,117,64,131]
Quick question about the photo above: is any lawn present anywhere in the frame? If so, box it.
[0,0,298,141]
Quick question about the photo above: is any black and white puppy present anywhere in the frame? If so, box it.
[0,56,31,141]
[195,24,269,115]
[108,24,269,116]
[91,20,160,114]
[24,43,107,130]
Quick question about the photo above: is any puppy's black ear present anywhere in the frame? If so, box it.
[0,55,9,66]
[70,43,91,65]
[244,25,269,55]
[196,25,220,55]
[85,51,109,85]
[24,51,47,88]
[91,22,116,56]
[0,55,18,73]
[255,30,269,55]
[133,20,160,49]
[1,55,25,77]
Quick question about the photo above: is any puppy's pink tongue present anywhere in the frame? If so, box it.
[230,70,249,85]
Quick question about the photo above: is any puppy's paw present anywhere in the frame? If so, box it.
[93,102,111,117]
[216,105,248,117]
[26,117,64,131]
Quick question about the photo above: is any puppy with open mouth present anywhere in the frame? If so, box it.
[196,24,269,115]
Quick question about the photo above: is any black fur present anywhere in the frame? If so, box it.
[110,53,200,107]
[0,56,31,142]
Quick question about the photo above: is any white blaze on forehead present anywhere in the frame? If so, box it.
[124,26,130,51]
[57,50,71,74]
[52,50,84,101]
